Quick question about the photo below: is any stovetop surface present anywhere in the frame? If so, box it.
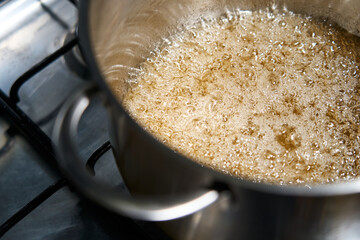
[0,1,160,239]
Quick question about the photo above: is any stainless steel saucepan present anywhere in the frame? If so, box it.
[53,0,360,239]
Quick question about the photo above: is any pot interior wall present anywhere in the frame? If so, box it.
[89,0,360,101]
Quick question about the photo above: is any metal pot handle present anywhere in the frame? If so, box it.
[53,84,219,221]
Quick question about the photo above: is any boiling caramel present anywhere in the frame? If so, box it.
[116,10,360,184]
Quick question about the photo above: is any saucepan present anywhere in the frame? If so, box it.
[53,0,360,239]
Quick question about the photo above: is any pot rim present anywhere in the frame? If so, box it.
[78,0,360,197]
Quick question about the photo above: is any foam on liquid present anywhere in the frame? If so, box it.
[115,10,360,185]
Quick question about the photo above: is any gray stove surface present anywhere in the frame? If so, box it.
[0,1,152,239]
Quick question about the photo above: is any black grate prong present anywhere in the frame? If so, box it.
[86,141,112,175]
[9,38,78,104]
[0,179,68,238]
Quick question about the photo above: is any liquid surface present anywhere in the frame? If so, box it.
[115,10,360,185]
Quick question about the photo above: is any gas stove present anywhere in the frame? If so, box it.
[0,1,166,239]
